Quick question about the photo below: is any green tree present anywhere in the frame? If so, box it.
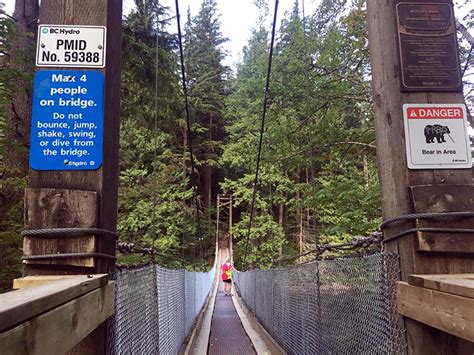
[118,0,198,265]
[184,0,228,211]
[0,0,38,292]
[222,0,381,268]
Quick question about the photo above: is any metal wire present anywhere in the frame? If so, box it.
[243,0,280,267]
[107,263,215,354]
[21,228,117,239]
[234,252,406,354]
[175,0,204,266]
[380,211,474,230]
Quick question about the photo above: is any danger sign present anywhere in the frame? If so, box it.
[403,104,472,169]
[407,107,464,119]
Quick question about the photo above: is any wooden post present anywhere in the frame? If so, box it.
[367,0,474,353]
[23,0,122,276]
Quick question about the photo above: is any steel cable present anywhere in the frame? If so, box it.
[175,0,204,267]
[243,0,280,268]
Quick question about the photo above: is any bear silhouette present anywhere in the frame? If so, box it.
[424,124,450,144]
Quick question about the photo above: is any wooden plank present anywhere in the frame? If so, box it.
[408,274,474,299]
[24,188,97,268]
[0,282,115,355]
[397,281,474,342]
[13,275,78,289]
[0,274,108,332]
[417,234,474,253]
[410,185,474,253]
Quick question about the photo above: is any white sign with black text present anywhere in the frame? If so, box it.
[403,104,472,169]
[36,25,106,68]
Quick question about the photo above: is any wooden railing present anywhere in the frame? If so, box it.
[0,274,114,354]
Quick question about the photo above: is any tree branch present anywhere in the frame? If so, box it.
[274,141,376,162]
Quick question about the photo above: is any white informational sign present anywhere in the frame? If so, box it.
[36,25,106,68]
[403,104,472,169]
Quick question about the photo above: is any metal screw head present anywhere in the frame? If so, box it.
[41,44,45,48]
[98,45,103,49]
[64,159,69,165]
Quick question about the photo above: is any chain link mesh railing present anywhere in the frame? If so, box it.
[107,264,215,354]
[234,252,406,354]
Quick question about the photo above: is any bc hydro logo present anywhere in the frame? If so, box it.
[40,26,81,35]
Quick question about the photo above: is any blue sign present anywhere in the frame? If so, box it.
[30,70,104,170]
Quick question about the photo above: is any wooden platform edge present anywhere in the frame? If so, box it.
[0,282,115,355]
[0,274,108,332]
[13,275,79,289]
[397,281,474,342]
[408,274,474,299]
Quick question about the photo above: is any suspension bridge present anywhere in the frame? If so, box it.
[1,0,474,353]
[0,231,407,354]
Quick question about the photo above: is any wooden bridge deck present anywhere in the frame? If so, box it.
[208,282,256,355]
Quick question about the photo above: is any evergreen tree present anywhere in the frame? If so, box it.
[222,0,381,268]
[118,0,196,265]
[0,0,38,292]
[184,0,228,211]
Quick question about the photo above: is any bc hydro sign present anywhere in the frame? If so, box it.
[403,104,472,169]
[36,25,106,68]
[30,70,104,170]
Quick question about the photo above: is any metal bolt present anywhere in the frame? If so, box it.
[41,44,45,48]
[98,45,103,49]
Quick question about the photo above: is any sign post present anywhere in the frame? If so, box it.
[367,0,474,352]
[22,1,121,353]
[24,0,121,278]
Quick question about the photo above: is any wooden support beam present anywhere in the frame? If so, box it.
[410,185,474,253]
[0,274,108,332]
[24,188,98,268]
[366,0,474,352]
[397,281,474,343]
[25,0,122,275]
[0,282,114,355]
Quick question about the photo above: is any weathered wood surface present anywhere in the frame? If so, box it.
[13,275,78,289]
[367,0,474,352]
[397,281,474,342]
[410,185,474,253]
[0,274,108,332]
[0,282,114,355]
[25,0,122,275]
[408,274,474,299]
[24,188,97,267]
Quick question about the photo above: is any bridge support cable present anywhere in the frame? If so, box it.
[152,2,160,259]
[175,0,205,267]
[243,0,280,268]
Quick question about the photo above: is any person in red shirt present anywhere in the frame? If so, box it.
[221,257,233,296]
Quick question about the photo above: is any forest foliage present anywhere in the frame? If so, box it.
[0,0,473,290]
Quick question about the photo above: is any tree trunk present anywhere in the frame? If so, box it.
[0,0,39,226]
[5,0,39,173]
[182,125,188,175]
[202,114,212,211]
[296,186,303,255]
